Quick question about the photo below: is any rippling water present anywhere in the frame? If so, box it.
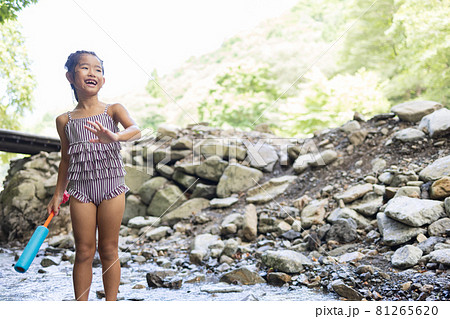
[0,249,337,301]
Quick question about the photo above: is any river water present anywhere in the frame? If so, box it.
[0,247,337,301]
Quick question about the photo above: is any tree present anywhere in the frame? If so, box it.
[0,0,37,23]
[197,63,285,130]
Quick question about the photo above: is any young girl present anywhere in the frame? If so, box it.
[47,50,141,301]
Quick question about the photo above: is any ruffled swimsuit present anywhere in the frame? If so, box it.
[65,104,129,206]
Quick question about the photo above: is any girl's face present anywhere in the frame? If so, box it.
[67,54,105,98]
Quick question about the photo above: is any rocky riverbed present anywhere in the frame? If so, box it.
[0,100,449,301]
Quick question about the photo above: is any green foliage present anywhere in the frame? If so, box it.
[145,69,167,107]
[140,111,166,131]
[279,68,390,136]
[339,0,450,105]
[0,0,37,23]
[0,19,36,130]
[197,64,285,130]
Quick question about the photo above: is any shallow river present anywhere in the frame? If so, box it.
[0,247,337,301]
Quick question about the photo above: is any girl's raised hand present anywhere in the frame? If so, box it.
[85,120,119,144]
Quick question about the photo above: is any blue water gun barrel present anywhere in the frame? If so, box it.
[14,226,49,273]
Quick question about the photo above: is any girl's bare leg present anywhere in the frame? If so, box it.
[97,193,125,301]
[70,198,97,301]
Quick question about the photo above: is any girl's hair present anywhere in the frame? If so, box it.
[64,50,104,102]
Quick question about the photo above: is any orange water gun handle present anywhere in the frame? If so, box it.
[44,191,70,228]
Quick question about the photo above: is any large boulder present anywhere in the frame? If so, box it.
[377,213,426,246]
[123,195,147,225]
[194,155,228,182]
[216,164,263,198]
[246,175,297,204]
[419,108,450,138]
[246,143,279,172]
[391,100,442,122]
[161,198,210,225]
[419,155,450,182]
[384,196,445,227]
[147,185,187,217]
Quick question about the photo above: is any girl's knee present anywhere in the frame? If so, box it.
[75,245,96,263]
[98,243,119,262]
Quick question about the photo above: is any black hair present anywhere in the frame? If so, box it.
[64,50,104,102]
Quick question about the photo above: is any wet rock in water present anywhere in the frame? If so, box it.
[267,272,292,287]
[428,218,450,237]
[242,204,258,241]
[391,245,423,269]
[146,269,180,289]
[390,100,442,123]
[219,266,266,285]
[210,197,239,208]
[430,177,450,199]
[419,155,450,182]
[119,252,132,266]
[261,250,313,273]
[419,107,450,138]
[190,234,220,264]
[331,279,363,300]
[200,283,244,294]
[326,219,358,243]
[428,249,450,266]
[246,175,297,204]
[384,196,445,227]
[40,256,60,267]
[377,213,426,246]
[216,164,263,198]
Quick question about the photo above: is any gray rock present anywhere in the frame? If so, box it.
[348,130,368,145]
[326,218,358,243]
[171,136,193,150]
[242,204,258,241]
[216,164,263,198]
[311,150,338,167]
[172,170,198,190]
[428,249,450,266]
[261,250,313,273]
[190,233,220,261]
[145,226,171,241]
[246,143,279,172]
[394,186,421,199]
[418,236,445,255]
[334,183,373,203]
[445,197,450,216]
[391,100,442,122]
[419,108,450,138]
[377,213,426,246]
[378,172,394,185]
[393,128,426,142]
[40,256,61,267]
[384,196,445,227]
[428,218,450,237]
[124,164,153,193]
[348,192,383,216]
[327,208,371,228]
[210,197,239,208]
[371,158,387,173]
[48,234,74,249]
[246,175,297,204]
[123,195,147,225]
[196,139,246,161]
[138,177,169,205]
[200,283,244,293]
[331,279,363,301]
[340,120,361,134]
[300,199,328,229]
[119,252,132,266]
[161,198,210,225]
[195,155,228,182]
[191,183,217,199]
[419,155,450,182]
[147,185,187,217]
[338,251,365,263]
[391,245,423,269]
[219,266,266,285]
[128,216,160,229]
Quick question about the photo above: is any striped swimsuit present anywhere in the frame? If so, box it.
[65,104,129,206]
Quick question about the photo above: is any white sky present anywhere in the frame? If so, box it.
[17,0,298,131]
